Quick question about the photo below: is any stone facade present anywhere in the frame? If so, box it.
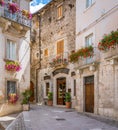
[31,0,118,120]
[0,0,31,116]
[75,0,118,120]
[31,0,76,106]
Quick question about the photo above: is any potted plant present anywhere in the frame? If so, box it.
[22,89,32,111]
[47,92,53,106]
[65,92,71,108]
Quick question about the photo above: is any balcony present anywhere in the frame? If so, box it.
[49,52,69,68]
[77,48,100,69]
[101,45,118,60]
[0,6,31,27]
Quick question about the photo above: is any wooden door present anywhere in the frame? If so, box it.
[57,78,66,105]
[85,83,94,113]
[30,81,35,102]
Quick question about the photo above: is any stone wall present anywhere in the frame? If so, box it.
[76,0,118,119]
[0,0,30,116]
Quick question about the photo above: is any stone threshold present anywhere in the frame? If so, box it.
[78,112,118,128]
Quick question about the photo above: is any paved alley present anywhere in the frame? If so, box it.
[29,105,118,130]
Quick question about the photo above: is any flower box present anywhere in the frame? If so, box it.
[69,46,94,63]
[98,30,118,52]
[8,93,18,104]
[5,61,21,72]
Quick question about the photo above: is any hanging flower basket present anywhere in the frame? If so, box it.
[98,30,118,51]
[69,46,94,63]
[8,3,19,14]
[0,0,5,6]
[5,61,21,72]
[22,9,32,19]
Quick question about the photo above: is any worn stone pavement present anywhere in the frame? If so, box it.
[29,105,118,130]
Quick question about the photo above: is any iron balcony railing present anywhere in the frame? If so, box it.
[49,52,69,67]
[77,47,100,67]
[0,6,32,27]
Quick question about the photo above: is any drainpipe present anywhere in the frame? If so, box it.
[35,13,41,103]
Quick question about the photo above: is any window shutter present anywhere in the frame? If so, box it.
[44,49,48,56]
[57,40,64,55]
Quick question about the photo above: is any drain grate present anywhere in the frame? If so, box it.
[56,118,66,121]
[65,110,74,112]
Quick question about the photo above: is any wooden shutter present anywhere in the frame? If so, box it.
[57,5,62,18]
[44,49,48,56]
[57,40,64,55]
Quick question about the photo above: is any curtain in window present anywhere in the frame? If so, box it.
[6,39,16,60]
[7,81,16,97]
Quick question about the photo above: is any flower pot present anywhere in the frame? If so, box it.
[22,104,30,111]
[66,102,71,108]
[48,100,53,106]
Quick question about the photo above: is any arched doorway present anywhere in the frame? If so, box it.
[30,81,35,102]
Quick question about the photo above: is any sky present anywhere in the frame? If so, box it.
[30,0,51,14]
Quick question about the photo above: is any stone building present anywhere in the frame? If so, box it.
[31,0,76,106]
[75,0,118,119]
[0,0,31,116]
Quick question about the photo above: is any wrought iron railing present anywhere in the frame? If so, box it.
[0,6,31,27]
[78,47,100,67]
[49,52,69,67]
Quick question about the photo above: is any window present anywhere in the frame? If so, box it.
[46,83,50,96]
[6,39,16,60]
[7,81,16,98]
[86,0,93,8]
[44,49,48,57]
[85,34,93,46]
[57,5,63,19]
[85,34,93,63]
[57,40,64,55]
[74,80,76,96]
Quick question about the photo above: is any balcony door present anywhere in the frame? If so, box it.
[57,77,66,105]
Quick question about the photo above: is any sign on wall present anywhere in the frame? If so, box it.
[52,68,70,76]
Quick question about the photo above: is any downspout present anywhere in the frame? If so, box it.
[36,13,41,103]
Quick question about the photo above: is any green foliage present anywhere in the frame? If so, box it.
[65,92,71,102]
[69,46,94,63]
[22,89,32,104]
[98,30,118,51]
[48,92,53,101]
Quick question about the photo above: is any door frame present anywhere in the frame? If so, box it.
[57,77,66,105]
[84,75,94,113]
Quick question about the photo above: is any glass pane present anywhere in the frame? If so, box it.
[7,81,16,97]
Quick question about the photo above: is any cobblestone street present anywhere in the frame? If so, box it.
[29,105,118,130]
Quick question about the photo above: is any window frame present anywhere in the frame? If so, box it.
[5,38,17,61]
[5,79,18,100]
[56,39,64,55]
[86,0,93,8]
[85,33,93,47]
[57,3,63,19]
